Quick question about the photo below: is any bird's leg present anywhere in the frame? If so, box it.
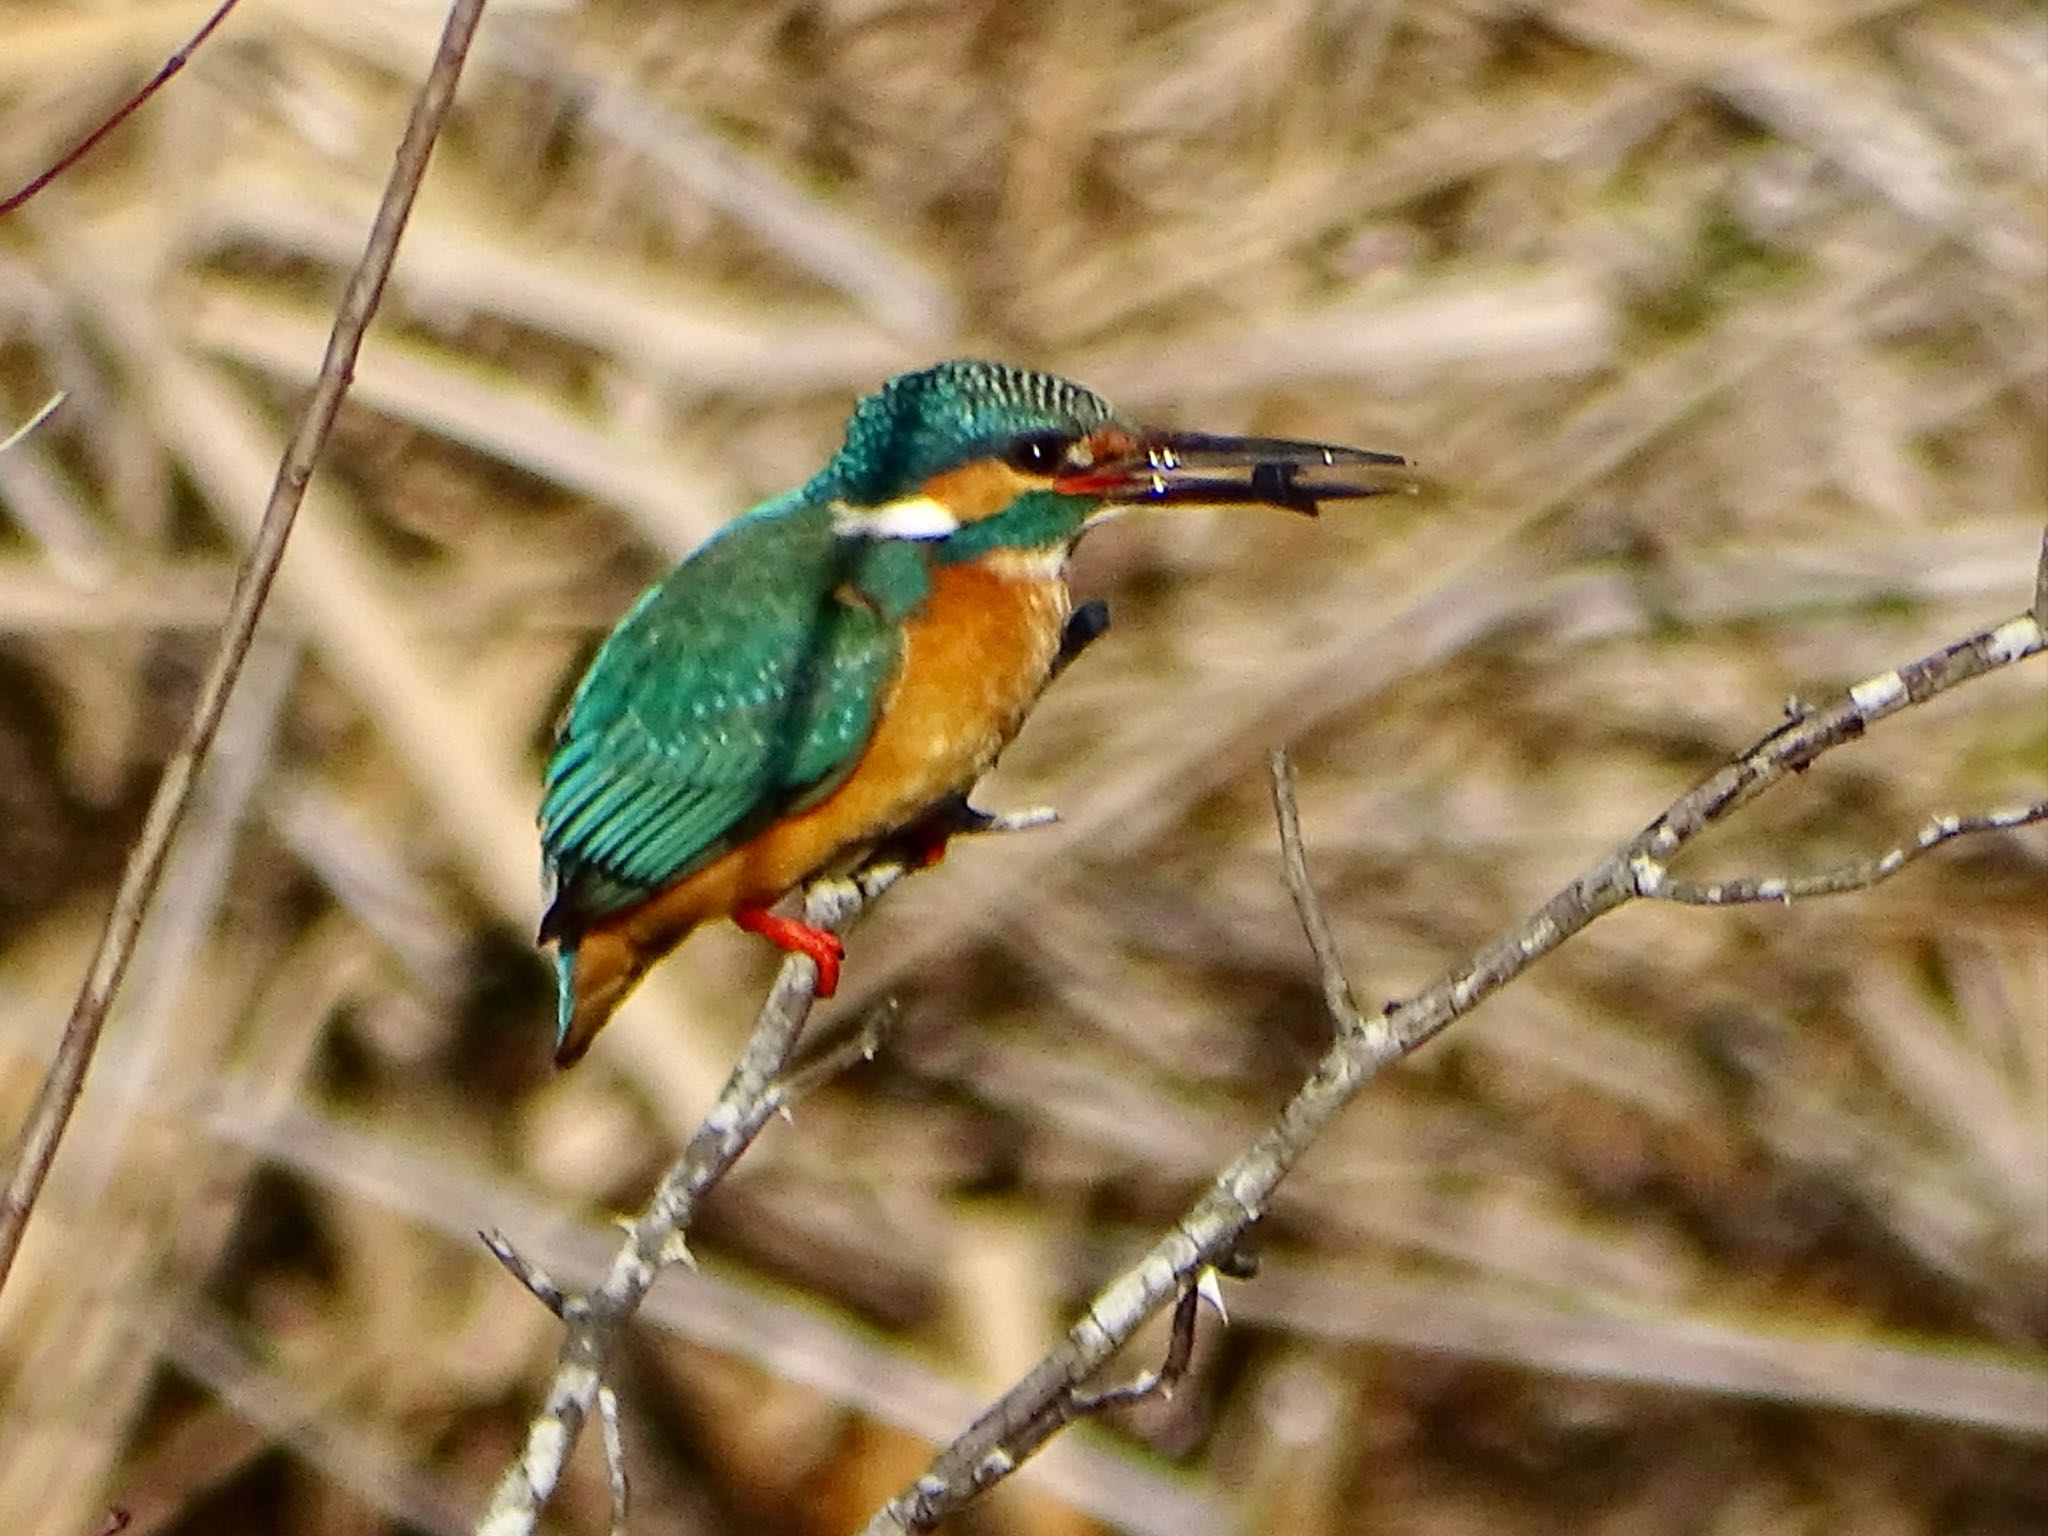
[897,806,968,869]
[734,905,845,997]
[886,793,1064,870]
[889,794,995,869]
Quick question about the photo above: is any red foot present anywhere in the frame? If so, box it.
[734,905,844,997]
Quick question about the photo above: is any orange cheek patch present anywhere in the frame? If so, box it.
[919,459,1038,523]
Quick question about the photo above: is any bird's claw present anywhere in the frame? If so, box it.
[735,905,845,996]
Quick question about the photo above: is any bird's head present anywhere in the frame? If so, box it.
[816,360,1408,562]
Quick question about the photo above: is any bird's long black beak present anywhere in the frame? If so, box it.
[1055,430,1410,516]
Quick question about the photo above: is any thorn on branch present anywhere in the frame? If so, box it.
[1063,1233,1255,1420]
[770,998,900,1111]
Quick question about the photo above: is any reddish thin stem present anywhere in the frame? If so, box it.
[0,0,244,217]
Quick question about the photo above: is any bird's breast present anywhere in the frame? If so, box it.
[883,552,1072,778]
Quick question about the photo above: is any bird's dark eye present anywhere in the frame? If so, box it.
[1004,432,1074,475]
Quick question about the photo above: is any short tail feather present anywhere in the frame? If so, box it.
[551,927,643,1068]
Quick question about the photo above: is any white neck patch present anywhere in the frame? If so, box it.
[831,495,960,540]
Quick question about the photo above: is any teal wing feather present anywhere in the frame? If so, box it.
[538,499,911,938]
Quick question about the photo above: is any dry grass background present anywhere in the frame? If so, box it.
[1,1,2045,1532]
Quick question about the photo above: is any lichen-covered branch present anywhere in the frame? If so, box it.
[857,560,2046,1534]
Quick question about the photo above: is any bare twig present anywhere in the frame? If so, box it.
[1067,1280,1207,1415]
[481,1232,572,1319]
[865,1271,1215,1510]
[856,585,2045,1533]
[0,0,488,1294]
[0,0,244,216]
[1637,799,2048,905]
[1271,754,1364,1032]
[197,1085,1218,1534]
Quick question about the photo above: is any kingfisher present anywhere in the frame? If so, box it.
[538,360,1405,1065]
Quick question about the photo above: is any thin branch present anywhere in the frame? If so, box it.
[1636,799,2048,905]
[0,0,488,1295]
[1270,751,1364,1032]
[857,590,2045,1534]
[0,392,66,455]
[871,1275,1214,1512]
[0,0,244,217]
[481,1231,572,1320]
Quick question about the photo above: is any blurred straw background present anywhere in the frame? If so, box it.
[1,1,2044,1532]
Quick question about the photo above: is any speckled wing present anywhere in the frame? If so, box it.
[538,504,903,939]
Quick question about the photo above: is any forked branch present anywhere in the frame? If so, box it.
[477,807,1062,1533]
[856,545,2046,1534]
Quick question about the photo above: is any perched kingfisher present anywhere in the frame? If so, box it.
[538,360,1405,1065]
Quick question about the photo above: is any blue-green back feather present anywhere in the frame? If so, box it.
[539,494,907,936]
